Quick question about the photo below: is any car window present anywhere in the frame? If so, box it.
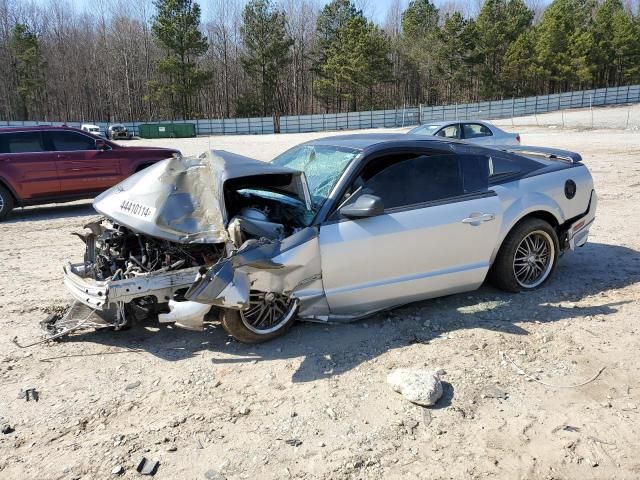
[435,125,460,139]
[346,154,465,210]
[51,131,96,151]
[489,155,521,178]
[3,132,46,153]
[460,155,490,193]
[409,124,441,135]
[463,123,492,139]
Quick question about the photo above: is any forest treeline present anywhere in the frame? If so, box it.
[1,0,639,122]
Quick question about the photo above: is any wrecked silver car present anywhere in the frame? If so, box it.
[62,135,597,343]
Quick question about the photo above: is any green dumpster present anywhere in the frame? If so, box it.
[138,123,196,138]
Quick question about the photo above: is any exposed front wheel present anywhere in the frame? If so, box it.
[489,218,559,292]
[0,185,15,221]
[220,291,298,343]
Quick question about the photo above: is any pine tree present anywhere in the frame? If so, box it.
[435,12,477,103]
[400,0,440,104]
[532,0,592,92]
[314,0,361,111]
[239,0,294,118]
[475,0,534,98]
[502,29,539,96]
[11,23,46,120]
[314,0,391,112]
[588,0,639,86]
[151,0,210,119]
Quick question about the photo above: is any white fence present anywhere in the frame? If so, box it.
[420,85,640,123]
[1,85,638,136]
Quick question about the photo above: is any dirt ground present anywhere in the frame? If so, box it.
[1,116,639,480]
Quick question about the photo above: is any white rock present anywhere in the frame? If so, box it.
[387,368,443,407]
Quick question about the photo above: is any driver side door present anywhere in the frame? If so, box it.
[318,149,502,316]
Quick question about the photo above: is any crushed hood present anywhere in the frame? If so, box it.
[93,150,312,244]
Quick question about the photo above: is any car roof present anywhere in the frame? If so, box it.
[302,133,462,152]
[417,120,493,127]
[0,125,89,134]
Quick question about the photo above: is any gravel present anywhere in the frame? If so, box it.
[1,115,639,478]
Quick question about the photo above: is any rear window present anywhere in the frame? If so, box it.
[0,131,46,153]
[463,123,493,139]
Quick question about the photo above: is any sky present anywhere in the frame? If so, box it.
[28,0,553,25]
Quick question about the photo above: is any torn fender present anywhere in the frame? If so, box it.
[185,227,322,309]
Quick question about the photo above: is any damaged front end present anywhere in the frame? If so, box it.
[60,150,326,341]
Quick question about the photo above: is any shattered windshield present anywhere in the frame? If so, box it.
[271,144,360,209]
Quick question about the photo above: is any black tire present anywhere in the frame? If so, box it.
[489,218,559,292]
[220,292,298,343]
[0,184,15,221]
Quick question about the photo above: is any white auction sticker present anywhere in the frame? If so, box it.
[118,200,156,219]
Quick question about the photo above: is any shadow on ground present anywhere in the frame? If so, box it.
[60,241,640,384]
[6,201,95,223]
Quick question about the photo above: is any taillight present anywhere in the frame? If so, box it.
[516,134,521,143]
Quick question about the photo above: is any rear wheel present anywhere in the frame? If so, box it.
[220,291,298,343]
[0,185,15,221]
[489,218,558,292]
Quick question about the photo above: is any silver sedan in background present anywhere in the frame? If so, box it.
[409,120,520,145]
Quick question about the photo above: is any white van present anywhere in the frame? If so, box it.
[80,124,103,137]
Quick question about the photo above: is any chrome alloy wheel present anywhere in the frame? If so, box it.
[240,291,297,334]
[0,192,4,213]
[513,230,555,288]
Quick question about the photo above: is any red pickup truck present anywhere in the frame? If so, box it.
[0,126,180,220]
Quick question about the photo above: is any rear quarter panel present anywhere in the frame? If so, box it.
[491,164,594,261]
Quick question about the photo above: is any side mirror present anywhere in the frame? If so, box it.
[340,194,384,219]
[95,139,109,151]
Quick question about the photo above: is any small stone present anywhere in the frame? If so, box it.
[403,419,419,433]
[166,445,177,452]
[469,344,480,351]
[111,465,124,476]
[1,424,14,435]
[387,368,443,407]
[237,406,250,416]
[318,441,326,447]
[325,407,337,420]
[125,381,141,390]
[136,457,159,476]
[285,438,302,447]
[204,470,226,480]
[481,385,508,399]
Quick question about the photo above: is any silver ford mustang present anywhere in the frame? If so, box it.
[63,134,596,343]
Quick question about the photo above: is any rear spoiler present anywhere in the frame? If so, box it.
[491,145,582,164]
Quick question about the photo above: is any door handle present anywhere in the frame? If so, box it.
[462,213,495,225]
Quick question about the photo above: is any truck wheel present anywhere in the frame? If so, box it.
[220,291,298,343]
[0,185,15,221]
[489,218,559,292]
